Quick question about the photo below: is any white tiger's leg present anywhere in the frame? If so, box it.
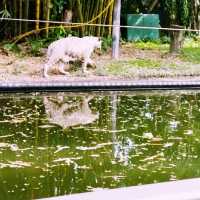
[44,57,58,77]
[82,56,91,74]
[44,63,50,78]
[87,58,95,66]
[58,62,70,75]
[82,57,95,74]
[58,55,74,75]
[82,61,88,74]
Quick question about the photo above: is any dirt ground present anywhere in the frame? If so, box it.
[0,45,200,82]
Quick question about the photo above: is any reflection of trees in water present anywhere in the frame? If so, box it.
[115,94,200,169]
[110,93,200,167]
[111,95,134,166]
[2,92,200,199]
[43,95,99,129]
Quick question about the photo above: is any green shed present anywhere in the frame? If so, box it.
[127,14,160,41]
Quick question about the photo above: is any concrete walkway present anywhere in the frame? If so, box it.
[1,77,200,92]
[39,178,200,200]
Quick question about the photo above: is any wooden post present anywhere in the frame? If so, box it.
[170,25,185,53]
[112,0,121,59]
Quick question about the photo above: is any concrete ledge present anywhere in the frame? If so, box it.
[39,178,200,200]
[1,78,200,92]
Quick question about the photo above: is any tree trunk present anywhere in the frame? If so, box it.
[170,25,185,53]
[195,0,200,32]
[190,0,200,33]
[112,0,121,59]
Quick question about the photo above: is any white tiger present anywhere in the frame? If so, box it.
[44,36,101,77]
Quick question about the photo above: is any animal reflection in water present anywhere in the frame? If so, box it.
[43,95,99,128]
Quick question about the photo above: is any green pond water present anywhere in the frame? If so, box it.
[1,91,200,200]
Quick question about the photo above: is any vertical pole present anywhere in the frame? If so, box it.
[36,0,40,31]
[112,0,121,59]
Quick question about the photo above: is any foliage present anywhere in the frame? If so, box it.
[0,0,114,41]
[0,7,11,18]
[177,0,189,26]
[48,26,75,40]
[3,43,20,53]
[101,36,112,52]
[162,0,176,23]
[121,0,149,14]
[51,0,72,20]
[161,0,189,26]
[181,48,200,63]
[131,40,169,51]
[27,39,46,56]
[180,37,200,63]
[160,36,171,44]
[123,0,190,28]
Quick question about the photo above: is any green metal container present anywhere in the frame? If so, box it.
[127,14,160,41]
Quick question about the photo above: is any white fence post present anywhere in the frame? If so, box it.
[112,0,121,59]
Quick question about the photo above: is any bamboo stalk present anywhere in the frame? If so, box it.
[13,0,18,36]
[36,0,40,31]
[101,0,109,36]
[43,0,46,19]
[19,0,22,34]
[88,0,96,35]
[84,0,91,34]
[108,0,114,36]
[76,0,84,36]
[45,0,51,37]
[91,0,100,35]
[24,0,29,32]
[97,0,104,36]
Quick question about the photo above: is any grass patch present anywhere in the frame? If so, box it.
[132,41,169,51]
[3,43,21,54]
[105,61,130,75]
[183,37,200,48]
[181,47,200,63]
[127,58,162,68]
[180,37,200,63]
[105,58,162,76]
[28,40,45,56]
